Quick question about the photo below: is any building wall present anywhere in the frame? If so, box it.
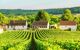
[59,25,77,31]
[47,22,49,29]
[38,26,48,29]
[38,23,49,29]
[8,25,27,30]
[0,28,3,33]
[8,21,27,30]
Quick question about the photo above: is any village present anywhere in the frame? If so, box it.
[0,19,77,33]
[0,9,79,34]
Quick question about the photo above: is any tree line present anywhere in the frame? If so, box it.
[0,7,80,15]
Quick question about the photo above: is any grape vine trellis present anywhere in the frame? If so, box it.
[0,30,80,50]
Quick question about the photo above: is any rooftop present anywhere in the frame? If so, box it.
[10,20,27,25]
[32,20,48,26]
[60,21,76,25]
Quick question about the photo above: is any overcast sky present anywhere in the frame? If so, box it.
[0,0,80,9]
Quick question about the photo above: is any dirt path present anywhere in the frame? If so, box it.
[29,33,36,50]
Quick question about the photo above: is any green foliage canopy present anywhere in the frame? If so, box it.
[50,15,59,24]
[35,10,50,22]
[61,9,74,21]
[0,13,9,24]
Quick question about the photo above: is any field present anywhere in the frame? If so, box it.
[0,30,80,50]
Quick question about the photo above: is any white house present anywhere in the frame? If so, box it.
[32,20,49,29]
[59,21,77,31]
[8,20,27,30]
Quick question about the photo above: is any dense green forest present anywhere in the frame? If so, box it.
[0,7,80,15]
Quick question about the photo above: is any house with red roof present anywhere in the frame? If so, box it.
[8,20,27,30]
[59,21,77,31]
[32,20,49,29]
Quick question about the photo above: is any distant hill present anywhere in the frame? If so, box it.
[0,7,80,15]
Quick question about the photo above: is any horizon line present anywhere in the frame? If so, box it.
[0,6,80,10]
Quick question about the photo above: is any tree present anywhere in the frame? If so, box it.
[0,13,9,24]
[50,15,59,24]
[17,16,26,20]
[61,9,74,21]
[73,17,79,24]
[77,24,80,31]
[35,10,50,22]
[27,15,36,27]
